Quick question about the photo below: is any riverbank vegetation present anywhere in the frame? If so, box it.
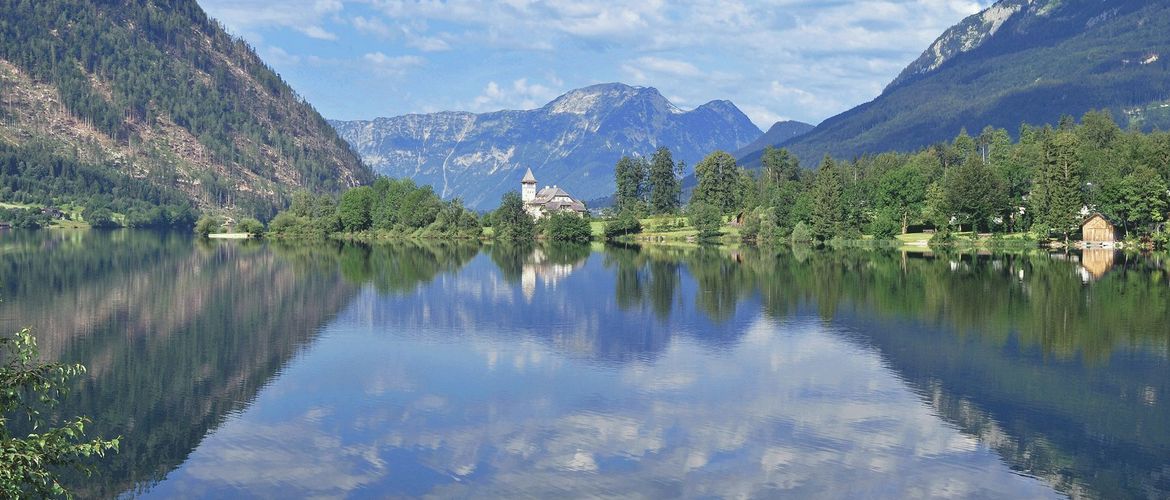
[600,111,1170,248]
[264,177,481,241]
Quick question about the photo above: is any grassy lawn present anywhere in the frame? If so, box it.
[0,201,38,210]
[51,219,90,229]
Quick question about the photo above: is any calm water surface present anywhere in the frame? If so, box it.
[1,231,1167,498]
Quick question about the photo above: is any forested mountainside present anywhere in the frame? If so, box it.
[774,0,1170,164]
[331,83,762,210]
[0,0,373,223]
[733,120,814,162]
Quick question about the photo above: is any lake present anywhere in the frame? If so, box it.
[1,230,1167,498]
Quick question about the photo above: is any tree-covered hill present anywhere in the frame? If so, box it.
[0,0,373,221]
[776,0,1170,164]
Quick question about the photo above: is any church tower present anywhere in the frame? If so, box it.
[521,167,537,202]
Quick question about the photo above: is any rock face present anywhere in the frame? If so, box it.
[779,0,1170,163]
[0,0,372,215]
[332,83,762,209]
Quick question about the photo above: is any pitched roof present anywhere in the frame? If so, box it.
[1082,212,1119,227]
[521,168,537,184]
[526,185,586,212]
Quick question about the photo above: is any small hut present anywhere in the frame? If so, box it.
[1081,213,1121,245]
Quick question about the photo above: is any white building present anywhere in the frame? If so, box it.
[520,168,587,219]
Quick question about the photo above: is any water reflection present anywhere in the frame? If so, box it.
[152,243,1170,498]
[2,232,1166,498]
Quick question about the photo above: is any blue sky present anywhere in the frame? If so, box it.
[198,0,995,129]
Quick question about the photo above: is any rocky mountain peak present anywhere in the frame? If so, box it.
[546,83,679,116]
[887,0,1031,91]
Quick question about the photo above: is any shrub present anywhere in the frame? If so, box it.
[237,217,264,236]
[869,208,901,240]
[929,227,956,246]
[687,202,722,240]
[84,207,120,228]
[194,215,220,236]
[604,211,642,239]
[791,221,813,243]
[740,209,761,242]
[543,212,592,242]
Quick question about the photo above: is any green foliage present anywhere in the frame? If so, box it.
[943,155,1008,232]
[194,215,220,236]
[268,177,478,240]
[237,218,264,237]
[739,208,761,242]
[1031,130,1084,242]
[494,192,535,241]
[761,146,800,185]
[790,221,813,243]
[338,186,375,232]
[687,202,722,240]
[0,329,120,498]
[647,147,682,215]
[613,156,649,214]
[541,212,592,242]
[809,155,845,241]
[869,208,902,240]
[692,151,742,212]
[0,207,50,229]
[0,143,196,227]
[604,211,643,239]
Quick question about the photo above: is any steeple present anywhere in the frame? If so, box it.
[521,168,537,202]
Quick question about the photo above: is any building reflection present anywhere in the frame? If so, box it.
[1078,248,1117,282]
[521,246,585,301]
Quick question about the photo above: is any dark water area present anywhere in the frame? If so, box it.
[0,230,1167,498]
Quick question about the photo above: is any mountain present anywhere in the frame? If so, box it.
[732,120,815,163]
[777,0,1170,164]
[331,83,762,210]
[0,0,373,219]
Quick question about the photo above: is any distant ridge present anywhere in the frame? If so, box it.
[733,120,815,167]
[331,83,762,209]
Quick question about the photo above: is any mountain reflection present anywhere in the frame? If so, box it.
[341,242,1169,499]
[2,232,1167,499]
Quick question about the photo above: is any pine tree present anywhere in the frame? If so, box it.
[613,156,648,214]
[647,146,681,214]
[693,150,740,212]
[1031,130,1084,243]
[809,155,844,241]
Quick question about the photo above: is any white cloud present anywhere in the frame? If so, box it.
[404,30,452,52]
[200,0,998,123]
[362,52,425,75]
[299,25,338,40]
[471,78,559,111]
[351,15,394,38]
[263,46,302,66]
[628,56,701,78]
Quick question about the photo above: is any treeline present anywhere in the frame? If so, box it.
[684,111,1170,245]
[266,177,482,239]
[0,141,196,227]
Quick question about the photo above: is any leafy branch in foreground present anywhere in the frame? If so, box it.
[1,329,120,498]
